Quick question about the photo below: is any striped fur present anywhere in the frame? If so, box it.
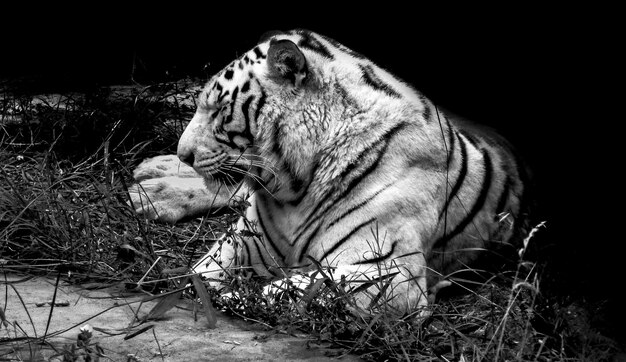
[177,29,530,311]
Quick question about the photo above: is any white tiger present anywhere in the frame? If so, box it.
[130,29,530,313]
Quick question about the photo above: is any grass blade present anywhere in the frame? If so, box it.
[190,274,217,329]
[141,278,189,322]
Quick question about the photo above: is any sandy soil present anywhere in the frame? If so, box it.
[1,275,362,361]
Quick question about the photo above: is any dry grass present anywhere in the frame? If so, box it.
[0,82,621,361]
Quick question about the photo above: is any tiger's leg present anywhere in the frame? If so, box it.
[192,233,241,288]
[192,214,262,289]
[128,155,236,223]
[129,176,220,224]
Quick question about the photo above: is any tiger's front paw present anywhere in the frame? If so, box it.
[128,155,229,223]
[132,154,197,182]
[129,176,216,224]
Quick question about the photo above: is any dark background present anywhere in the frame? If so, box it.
[2,5,620,342]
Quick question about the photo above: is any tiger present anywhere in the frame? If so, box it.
[132,29,531,313]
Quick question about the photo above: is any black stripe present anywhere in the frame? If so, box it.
[286,158,319,206]
[439,131,468,221]
[433,149,493,248]
[338,140,386,183]
[490,139,531,221]
[216,132,239,151]
[445,117,455,168]
[252,46,265,60]
[287,162,338,240]
[459,129,480,149]
[341,124,405,192]
[359,64,401,98]
[327,183,393,229]
[223,113,232,125]
[222,89,246,149]
[296,30,334,60]
[242,216,281,277]
[318,218,377,262]
[287,190,307,206]
[297,223,323,263]
[216,98,254,152]
[231,86,239,103]
[241,95,255,142]
[290,175,305,193]
[292,189,335,246]
[254,89,266,122]
[224,69,234,80]
[353,240,398,265]
[241,80,250,93]
[255,203,286,261]
[495,176,512,215]
[250,236,281,277]
[422,102,432,123]
[439,118,456,234]
[222,86,239,125]
[217,90,230,103]
[271,118,283,156]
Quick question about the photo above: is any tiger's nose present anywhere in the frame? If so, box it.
[179,152,195,167]
[177,129,195,166]
[177,111,201,167]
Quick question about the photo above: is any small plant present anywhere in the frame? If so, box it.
[54,324,105,362]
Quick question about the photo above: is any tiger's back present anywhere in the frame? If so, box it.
[168,29,531,311]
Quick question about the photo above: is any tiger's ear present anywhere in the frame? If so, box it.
[267,39,307,87]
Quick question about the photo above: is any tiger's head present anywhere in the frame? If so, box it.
[178,29,424,202]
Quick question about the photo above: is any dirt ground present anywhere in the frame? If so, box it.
[1,275,362,361]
